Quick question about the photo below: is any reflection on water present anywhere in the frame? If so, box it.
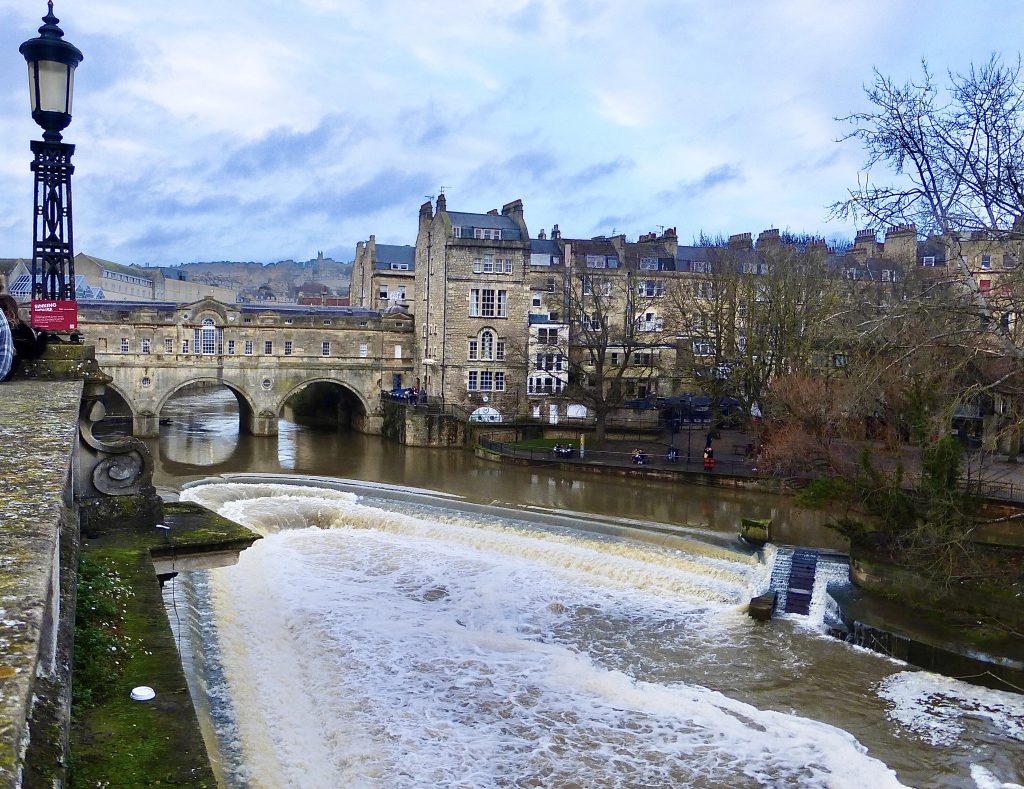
[144,388,844,548]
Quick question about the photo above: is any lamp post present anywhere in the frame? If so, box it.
[20,1,83,324]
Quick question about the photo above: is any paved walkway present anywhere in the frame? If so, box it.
[484,425,1024,504]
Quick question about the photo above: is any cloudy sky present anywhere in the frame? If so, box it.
[1,0,1022,266]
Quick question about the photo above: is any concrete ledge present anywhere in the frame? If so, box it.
[0,380,83,787]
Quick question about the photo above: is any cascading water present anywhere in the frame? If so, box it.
[173,481,1024,789]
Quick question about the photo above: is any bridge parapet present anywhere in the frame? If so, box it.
[0,381,81,787]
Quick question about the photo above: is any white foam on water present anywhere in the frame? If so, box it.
[188,482,909,788]
[878,671,1024,749]
[188,483,752,604]
[971,764,1024,789]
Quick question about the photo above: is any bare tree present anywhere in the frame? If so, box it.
[665,239,845,430]
[832,56,1024,358]
[557,268,667,441]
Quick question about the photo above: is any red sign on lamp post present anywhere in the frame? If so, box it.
[31,299,78,331]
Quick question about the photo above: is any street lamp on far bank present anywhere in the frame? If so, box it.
[19,1,83,328]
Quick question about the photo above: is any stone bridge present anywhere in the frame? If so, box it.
[78,298,415,436]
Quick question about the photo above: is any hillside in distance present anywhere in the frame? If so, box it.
[170,253,353,297]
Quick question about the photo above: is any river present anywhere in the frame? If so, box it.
[145,389,1024,788]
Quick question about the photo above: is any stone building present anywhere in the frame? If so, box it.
[413,195,532,419]
[351,236,416,310]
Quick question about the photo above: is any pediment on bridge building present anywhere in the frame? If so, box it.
[182,298,234,322]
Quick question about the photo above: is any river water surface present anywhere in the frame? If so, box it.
[147,390,1024,788]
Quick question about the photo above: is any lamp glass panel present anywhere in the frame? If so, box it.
[27,63,37,112]
[36,60,70,113]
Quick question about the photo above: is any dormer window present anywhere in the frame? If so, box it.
[922,256,936,266]
[474,228,502,240]
[452,226,463,238]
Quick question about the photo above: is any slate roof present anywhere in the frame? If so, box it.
[530,239,561,256]
[374,244,416,269]
[447,211,523,240]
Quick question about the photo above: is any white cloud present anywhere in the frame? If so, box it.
[0,0,1023,264]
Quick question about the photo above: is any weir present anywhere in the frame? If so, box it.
[167,478,1024,787]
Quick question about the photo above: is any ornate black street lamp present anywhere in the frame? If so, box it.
[20,1,83,305]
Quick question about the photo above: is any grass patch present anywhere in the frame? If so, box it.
[69,548,216,788]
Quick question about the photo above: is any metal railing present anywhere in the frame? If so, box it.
[477,436,757,476]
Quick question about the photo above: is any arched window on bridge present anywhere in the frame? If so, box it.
[199,318,222,355]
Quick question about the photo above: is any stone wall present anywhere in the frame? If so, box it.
[0,381,83,788]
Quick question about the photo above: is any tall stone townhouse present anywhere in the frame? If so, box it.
[351,237,416,310]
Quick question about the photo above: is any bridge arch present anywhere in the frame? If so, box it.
[278,377,372,431]
[155,377,261,436]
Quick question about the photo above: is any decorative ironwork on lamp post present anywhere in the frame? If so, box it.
[20,0,83,312]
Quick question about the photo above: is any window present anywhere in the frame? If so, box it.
[141,339,151,354]
[694,281,714,298]
[468,371,478,391]
[585,254,606,269]
[528,376,565,395]
[200,318,217,355]
[468,340,479,360]
[264,340,273,355]
[243,317,253,324]
[634,352,653,367]
[611,352,620,366]
[323,319,332,326]
[692,340,714,356]
[284,341,293,356]
[359,343,369,358]
[495,372,505,391]
[181,339,189,354]
[453,226,463,238]
[322,341,331,356]
[690,261,711,274]
[473,227,502,240]
[284,319,293,325]
[882,269,893,282]
[390,263,410,270]
[639,257,659,271]
[637,279,665,297]
[394,344,402,359]
[120,338,129,353]
[244,340,254,355]
[395,286,406,301]
[532,293,542,307]
[228,340,236,354]
[469,288,507,317]
[481,330,494,360]
[834,354,849,368]
[538,328,558,345]
[922,256,936,266]
[980,278,992,294]
[480,371,494,390]
[496,340,505,360]
[164,338,173,354]
[535,353,562,371]
[546,277,556,293]
[981,255,992,270]
[379,286,389,300]
[637,314,664,332]
[583,276,611,296]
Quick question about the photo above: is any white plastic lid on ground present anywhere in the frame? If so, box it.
[130,685,156,701]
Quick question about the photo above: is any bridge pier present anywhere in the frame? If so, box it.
[134,411,160,438]
[249,409,279,437]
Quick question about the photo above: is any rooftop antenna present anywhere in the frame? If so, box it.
[439,185,448,195]
[657,225,665,234]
